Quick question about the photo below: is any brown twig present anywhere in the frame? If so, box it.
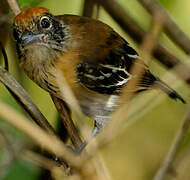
[7,0,21,15]
[55,70,93,141]
[23,150,70,180]
[0,101,110,180]
[153,107,190,180]
[96,0,190,85]
[6,0,24,84]
[83,0,95,17]
[96,0,144,41]
[0,1,9,35]
[0,102,82,168]
[0,65,57,136]
[22,149,60,171]
[0,1,9,62]
[55,65,111,180]
[0,42,8,70]
[51,95,83,149]
[138,0,190,55]
[83,0,100,20]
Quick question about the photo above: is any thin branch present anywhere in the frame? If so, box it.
[56,114,69,142]
[5,0,23,84]
[0,101,110,180]
[96,0,190,85]
[22,149,61,171]
[96,0,144,41]
[0,42,8,70]
[153,107,190,180]
[138,0,190,55]
[83,0,95,17]
[7,0,20,15]
[83,0,100,20]
[23,150,70,179]
[0,1,9,47]
[55,67,111,180]
[0,65,56,136]
[0,101,81,169]
[55,70,92,142]
[51,95,83,149]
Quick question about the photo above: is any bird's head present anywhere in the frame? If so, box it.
[13,7,70,58]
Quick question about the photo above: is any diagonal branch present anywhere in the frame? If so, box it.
[138,0,190,55]
[7,0,20,15]
[0,102,82,169]
[51,96,83,149]
[0,65,56,135]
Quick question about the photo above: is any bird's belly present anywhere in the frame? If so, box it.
[78,94,120,128]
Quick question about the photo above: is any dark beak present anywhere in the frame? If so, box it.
[20,31,40,46]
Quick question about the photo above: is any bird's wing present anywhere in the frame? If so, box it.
[57,15,156,95]
[76,39,148,95]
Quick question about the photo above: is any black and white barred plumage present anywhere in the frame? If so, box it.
[76,39,185,104]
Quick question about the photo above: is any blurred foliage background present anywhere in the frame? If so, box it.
[0,0,190,179]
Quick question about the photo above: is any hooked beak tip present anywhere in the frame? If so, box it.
[20,32,39,46]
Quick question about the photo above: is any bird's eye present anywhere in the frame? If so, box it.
[40,16,51,29]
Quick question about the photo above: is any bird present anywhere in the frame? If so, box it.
[13,7,185,137]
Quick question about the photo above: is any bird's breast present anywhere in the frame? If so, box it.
[20,45,60,95]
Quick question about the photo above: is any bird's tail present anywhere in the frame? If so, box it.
[154,79,186,104]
